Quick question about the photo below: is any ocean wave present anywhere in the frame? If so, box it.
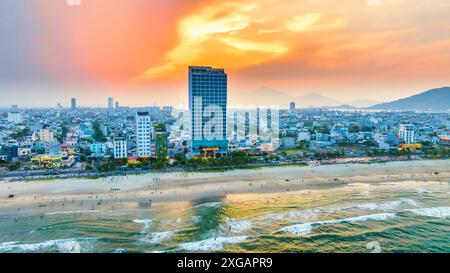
[190,202,222,209]
[263,199,415,224]
[221,218,252,233]
[279,213,396,235]
[133,219,153,232]
[354,199,419,211]
[323,199,419,213]
[406,207,450,218]
[178,236,247,252]
[0,238,97,253]
[140,231,174,245]
[262,209,319,223]
[45,210,99,215]
[191,216,202,224]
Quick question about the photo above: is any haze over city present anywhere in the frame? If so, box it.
[1,0,450,107]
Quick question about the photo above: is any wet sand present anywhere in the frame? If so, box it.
[0,160,449,216]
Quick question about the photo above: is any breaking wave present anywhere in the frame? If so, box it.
[221,218,252,233]
[140,231,174,245]
[406,207,450,218]
[0,238,97,253]
[190,202,222,209]
[45,210,99,215]
[132,219,153,232]
[279,213,396,235]
[178,236,247,251]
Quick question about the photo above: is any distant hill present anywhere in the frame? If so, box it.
[370,87,450,111]
[299,94,379,108]
[235,87,379,108]
[300,93,341,107]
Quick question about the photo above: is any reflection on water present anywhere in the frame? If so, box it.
[0,184,449,253]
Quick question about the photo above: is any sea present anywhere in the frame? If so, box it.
[0,183,449,253]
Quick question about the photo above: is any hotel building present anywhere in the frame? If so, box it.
[136,112,153,157]
[188,66,228,156]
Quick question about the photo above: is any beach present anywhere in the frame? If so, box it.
[0,160,449,216]
[0,159,449,253]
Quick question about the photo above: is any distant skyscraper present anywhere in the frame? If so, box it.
[399,123,415,144]
[136,112,153,157]
[189,66,228,156]
[11,104,18,110]
[71,98,77,110]
[115,101,119,109]
[108,97,114,110]
[290,101,296,111]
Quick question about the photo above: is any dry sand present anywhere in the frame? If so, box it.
[0,160,449,216]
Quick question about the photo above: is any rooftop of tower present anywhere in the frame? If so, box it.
[189,66,225,74]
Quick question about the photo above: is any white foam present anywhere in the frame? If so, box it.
[262,209,318,223]
[140,231,174,245]
[132,219,153,232]
[286,210,318,222]
[221,218,252,233]
[0,238,96,253]
[191,202,222,209]
[279,223,313,235]
[45,210,99,215]
[324,199,419,213]
[406,207,450,218]
[0,241,19,247]
[191,216,202,224]
[279,213,396,235]
[355,199,418,211]
[178,236,247,252]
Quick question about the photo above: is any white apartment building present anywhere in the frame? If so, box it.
[38,129,55,143]
[399,123,415,144]
[136,112,153,157]
[113,138,127,159]
[7,112,23,124]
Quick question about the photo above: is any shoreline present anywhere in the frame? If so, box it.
[0,159,449,217]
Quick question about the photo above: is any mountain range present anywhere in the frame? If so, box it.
[236,86,450,110]
[241,87,379,108]
[370,87,450,111]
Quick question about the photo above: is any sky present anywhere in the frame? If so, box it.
[0,0,449,108]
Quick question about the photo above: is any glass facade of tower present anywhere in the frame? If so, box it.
[189,66,227,155]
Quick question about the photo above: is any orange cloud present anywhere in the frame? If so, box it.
[134,0,347,82]
[26,0,450,104]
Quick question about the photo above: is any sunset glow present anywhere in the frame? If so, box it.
[1,0,449,106]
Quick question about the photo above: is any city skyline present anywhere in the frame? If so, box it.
[1,0,450,107]
[0,0,449,256]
